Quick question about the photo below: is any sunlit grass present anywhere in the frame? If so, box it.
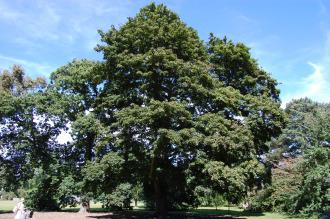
[0,200,15,212]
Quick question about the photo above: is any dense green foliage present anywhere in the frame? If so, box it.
[0,65,69,210]
[252,98,330,216]
[24,167,60,211]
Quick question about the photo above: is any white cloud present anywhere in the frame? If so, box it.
[280,30,330,108]
[303,62,325,96]
[281,60,330,108]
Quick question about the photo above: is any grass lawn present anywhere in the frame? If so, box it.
[0,200,15,213]
[0,200,304,218]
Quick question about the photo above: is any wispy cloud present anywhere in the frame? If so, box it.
[0,0,138,76]
[0,0,21,20]
[319,0,328,15]
[281,32,330,107]
[0,0,135,52]
[0,1,61,41]
[303,62,326,96]
[0,54,54,77]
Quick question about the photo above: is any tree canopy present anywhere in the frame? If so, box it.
[94,3,285,214]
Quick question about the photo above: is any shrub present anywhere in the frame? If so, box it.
[17,188,28,199]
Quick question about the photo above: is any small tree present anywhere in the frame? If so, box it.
[211,193,227,210]
[106,183,133,210]
[132,182,143,207]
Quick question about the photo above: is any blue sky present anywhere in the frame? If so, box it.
[0,0,329,106]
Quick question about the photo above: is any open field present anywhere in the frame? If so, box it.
[0,200,304,219]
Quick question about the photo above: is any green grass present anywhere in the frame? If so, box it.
[0,200,304,218]
[0,200,15,213]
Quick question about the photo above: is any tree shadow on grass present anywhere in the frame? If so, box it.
[87,213,247,219]
[86,210,250,219]
[62,207,266,219]
[61,208,109,213]
[187,208,265,217]
[0,210,11,214]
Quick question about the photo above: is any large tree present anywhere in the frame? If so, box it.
[96,3,285,215]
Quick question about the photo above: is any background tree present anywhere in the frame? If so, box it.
[252,98,330,217]
[49,59,111,212]
[0,65,49,186]
[271,98,320,157]
[288,100,330,215]
[0,65,66,210]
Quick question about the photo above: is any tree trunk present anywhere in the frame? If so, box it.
[85,134,94,162]
[154,176,167,217]
[79,200,90,214]
[134,199,138,207]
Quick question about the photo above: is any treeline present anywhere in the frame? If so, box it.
[0,3,328,217]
